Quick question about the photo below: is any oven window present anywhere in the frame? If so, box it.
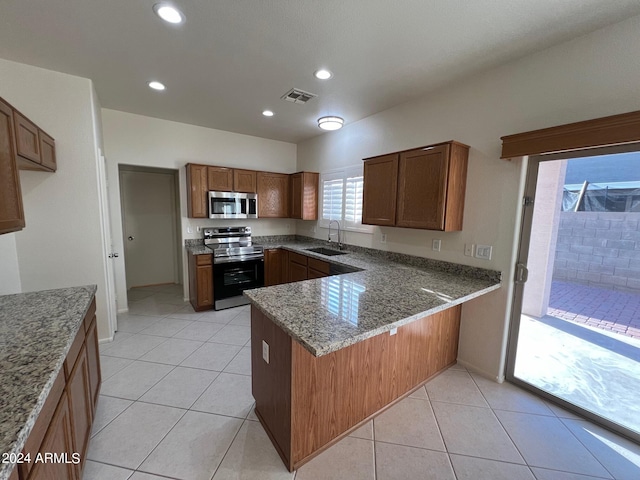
[222,265,258,287]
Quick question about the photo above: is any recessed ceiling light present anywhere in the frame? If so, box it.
[314,69,333,80]
[318,116,344,131]
[153,3,184,24]
[262,110,274,117]
[148,81,166,91]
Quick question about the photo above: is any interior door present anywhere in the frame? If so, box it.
[506,149,640,443]
[120,169,178,288]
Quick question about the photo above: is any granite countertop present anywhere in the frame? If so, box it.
[244,238,501,357]
[0,285,97,480]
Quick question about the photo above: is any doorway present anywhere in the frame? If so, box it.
[507,148,640,442]
[119,165,182,290]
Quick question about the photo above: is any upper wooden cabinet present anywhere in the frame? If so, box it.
[362,141,469,231]
[0,98,25,235]
[186,164,209,218]
[233,168,257,193]
[257,171,290,218]
[290,172,319,220]
[13,109,56,172]
[362,154,399,226]
[208,166,233,191]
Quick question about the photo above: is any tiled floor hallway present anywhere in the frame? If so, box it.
[84,285,640,480]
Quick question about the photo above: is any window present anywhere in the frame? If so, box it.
[319,166,372,233]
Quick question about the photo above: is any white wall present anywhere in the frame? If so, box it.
[101,109,297,308]
[0,58,108,337]
[0,233,21,294]
[297,15,640,380]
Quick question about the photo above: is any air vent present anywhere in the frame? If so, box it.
[281,88,318,104]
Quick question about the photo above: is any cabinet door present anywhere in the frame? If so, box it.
[13,111,41,164]
[233,169,257,193]
[29,391,77,480]
[257,172,289,218]
[290,172,319,220]
[397,145,449,230]
[362,154,398,226]
[208,166,233,191]
[39,130,56,171]
[288,261,308,282]
[85,317,101,413]
[264,249,283,286]
[0,98,25,234]
[186,164,208,218]
[196,264,214,309]
[290,173,302,219]
[67,345,92,467]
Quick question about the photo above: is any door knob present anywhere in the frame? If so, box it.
[108,253,120,258]
[128,236,134,241]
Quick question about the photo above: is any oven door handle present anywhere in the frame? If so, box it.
[214,254,264,264]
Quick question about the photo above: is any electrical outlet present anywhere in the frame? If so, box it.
[187,226,193,234]
[262,340,270,364]
[464,244,474,257]
[475,245,493,260]
[285,223,290,230]
[197,225,201,233]
[381,233,387,243]
[432,239,441,251]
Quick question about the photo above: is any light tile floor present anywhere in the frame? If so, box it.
[85,284,640,480]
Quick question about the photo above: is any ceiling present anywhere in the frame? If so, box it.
[1,1,639,144]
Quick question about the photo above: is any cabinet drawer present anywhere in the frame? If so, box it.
[196,254,212,266]
[308,257,330,274]
[288,251,308,266]
[64,326,85,379]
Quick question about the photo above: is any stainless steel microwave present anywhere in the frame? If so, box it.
[208,191,258,219]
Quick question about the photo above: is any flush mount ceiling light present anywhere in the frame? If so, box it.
[262,110,274,117]
[153,3,185,24]
[314,69,333,80]
[318,116,344,131]
[148,81,166,91]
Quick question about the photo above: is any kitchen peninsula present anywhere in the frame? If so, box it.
[244,241,501,471]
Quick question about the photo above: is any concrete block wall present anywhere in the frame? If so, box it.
[553,212,640,292]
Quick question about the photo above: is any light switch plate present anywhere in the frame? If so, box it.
[262,340,270,364]
[380,233,387,244]
[432,239,441,251]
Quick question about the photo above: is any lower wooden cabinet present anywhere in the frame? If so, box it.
[265,248,287,286]
[18,296,100,480]
[188,252,214,311]
[287,252,308,283]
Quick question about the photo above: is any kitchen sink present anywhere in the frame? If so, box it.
[305,247,347,256]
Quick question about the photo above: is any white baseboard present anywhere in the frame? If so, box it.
[98,336,114,344]
[117,307,129,314]
[456,359,505,383]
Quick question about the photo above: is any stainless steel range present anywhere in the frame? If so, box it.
[203,226,264,310]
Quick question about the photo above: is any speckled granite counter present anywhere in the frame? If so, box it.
[0,285,97,480]
[245,239,501,356]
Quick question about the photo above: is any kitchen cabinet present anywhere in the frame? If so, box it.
[208,166,233,191]
[13,110,56,172]
[307,257,330,279]
[290,172,319,220]
[233,168,257,193]
[0,98,25,235]
[287,251,308,283]
[362,153,398,226]
[188,252,214,311]
[186,163,209,218]
[362,141,469,231]
[19,296,100,480]
[265,248,287,286]
[257,172,289,218]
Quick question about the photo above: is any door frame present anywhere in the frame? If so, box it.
[505,143,640,443]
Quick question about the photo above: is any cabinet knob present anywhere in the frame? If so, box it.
[128,236,134,241]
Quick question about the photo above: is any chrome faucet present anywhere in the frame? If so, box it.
[328,220,342,250]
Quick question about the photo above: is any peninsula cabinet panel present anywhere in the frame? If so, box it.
[362,154,398,226]
[257,172,289,218]
[186,164,209,218]
[208,166,234,192]
[0,98,25,235]
[85,316,101,413]
[290,172,319,220]
[27,391,77,480]
[251,304,461,471]
[233,168,257,193]
[66,345,92,469]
